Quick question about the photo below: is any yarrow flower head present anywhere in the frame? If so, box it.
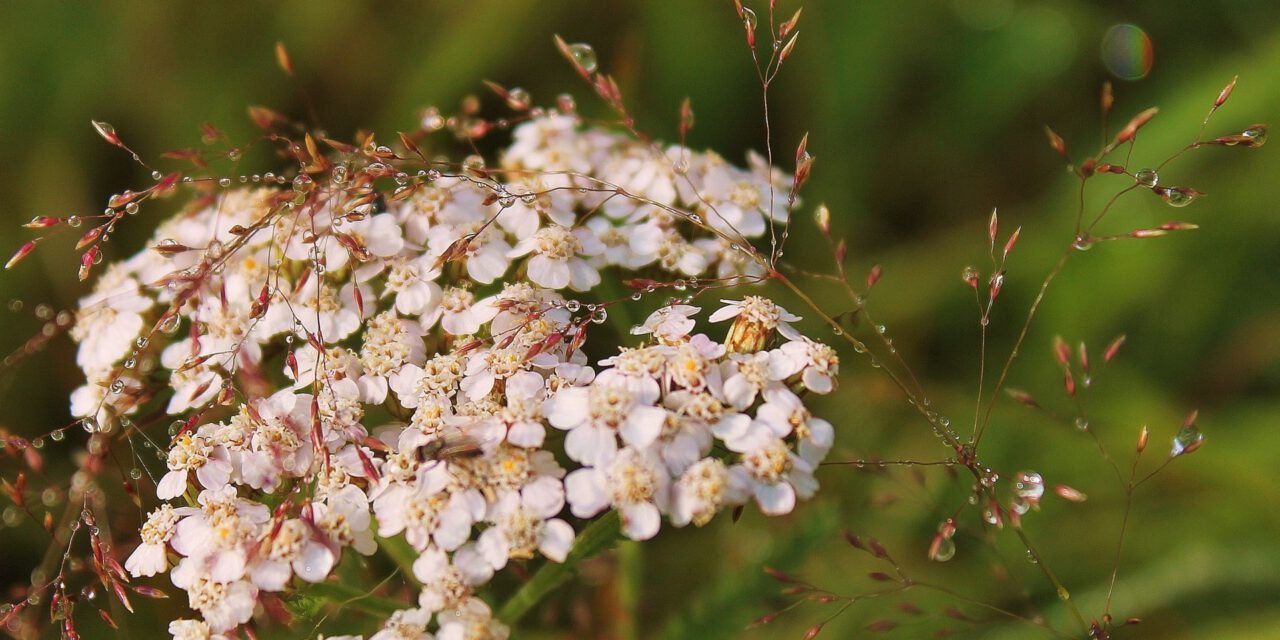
[53,98,837,638]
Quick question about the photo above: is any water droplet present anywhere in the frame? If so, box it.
[1159,187,1198,208]
[168,420,183,436]
[66,215,82,228]
[565,300,581,313]
[932,536,956,562]
[591,308,608,324]
[1013,471,1045,500]
[218,178,232,187]
[631,292,642,301]
[742,7,759,32]
[125,202,140,215]
[293,174,314,193]
[1072,234,1093,251]
[1026,549,1039,564]
[32,437,44,449]
[1073,417,1089,431]
[1243,124,1268,147]
[506,87,531,110]
[1134,168,1159,188]
[50,428,65,442]
[129,467,142,480]
[568,43,598,73]
[1171,424,1205,456]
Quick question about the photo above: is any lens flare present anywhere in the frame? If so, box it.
[1101,24,1154,80]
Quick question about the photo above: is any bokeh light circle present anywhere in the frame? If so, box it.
[1101,23,1154,80]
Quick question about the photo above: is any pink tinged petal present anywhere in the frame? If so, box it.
[359,375,389,404]
[567,259,600,292]
[706,304,747,325]
[790,469,820,500]
[467,249,508,283]
[250,559,292,591]
[520,476,566,518]
[294,542,335,582]
[565,468,609,518]
[565,424,617,467]
[620,502,661,541]
[754,481,796,516]
[507,421,546,448]
[156,470,188,500]
[777,322,804,341]
[461,371,495,400]
[712,413,751,444]
[803,368,833,394]
[527,255,569,290]
[196,459,232,489]
[411,547,448,584]
[543,391,588,429]
[211,548,248,582]
[755,402,792,437]
[722,374,756,410]
[539,519,575,562]
[454,544,494,585]
[124,543,167,578]
[477,528,510,571]
[620,405,665,449]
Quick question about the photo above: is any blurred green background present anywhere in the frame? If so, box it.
[1,1,1278,638]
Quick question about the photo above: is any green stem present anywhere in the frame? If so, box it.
[294,580,406,619]
[377,535,423,587]
[498,509,622,625]
[617,539,642,640]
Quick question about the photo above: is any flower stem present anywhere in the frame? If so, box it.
[498,509,622,625]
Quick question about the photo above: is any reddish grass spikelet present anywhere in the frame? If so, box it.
[1103,334,1127,362]
[865,619,898,632]
[274,41,294,76]
[1053,484,1088,502]
[1114,107,1159,145]
[802,623,824,639]
[1044,126,1068,158]
[5,239,40,270]
[866,264,882,289]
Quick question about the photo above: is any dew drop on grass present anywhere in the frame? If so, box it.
[932,536,956,562]
[1171,424,1205,456]
[1134,168,1159,187]
[1243,124,1268,147]
[568,43,598,73]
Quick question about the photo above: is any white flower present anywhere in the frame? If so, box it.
[127,505,179,577]
[716,420,817,516]
[509,225,604,291]
[476,486,574,571]
[670,457,730,527]
[170,560,257,633]
[373,255,443,319]
[777,339,840,394]
[631,305,701,343]
[168,618,225,640]
[70,266,153,370]
[369,608,434,640]
[156,434,232,500]
[247,518,335,590]
[709,296,803,353]
[755,387,835,465]
[439,286,496,336]
[435,597,509,640]
[545,376,666,467]
[719,351,791,410]
[565,447,668,540]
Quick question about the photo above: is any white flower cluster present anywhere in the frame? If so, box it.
[69,112,837,638]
